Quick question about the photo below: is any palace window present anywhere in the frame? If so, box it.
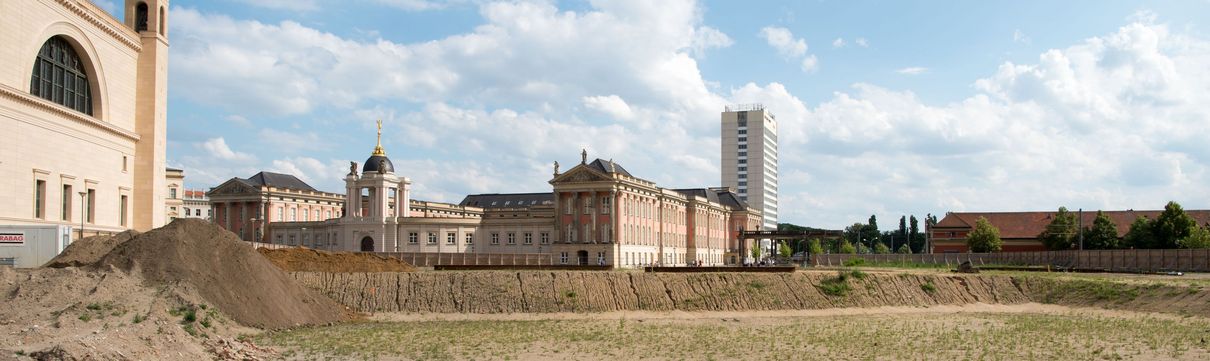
[86,189,95,223]
[408,232,418,244]
[447,232,456,245]
[465,233,474,245]
[491,233,500,245]
[583,197,592,214]
[427,232,437,244]
[507,232,516,245]
[33,180,46,219]
[540,232,549,244]
[566,228,575,243]
[61,184,72,221]
[119,195,127,227]
[559,252,569,265]
[524,232,533,244]
[30,36,93,115]
[601,197,611,214]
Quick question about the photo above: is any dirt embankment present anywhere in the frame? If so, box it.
[292,271,1034,313]
[2,219,350,360]
[258,247,415,273]
[294,270,1210,317]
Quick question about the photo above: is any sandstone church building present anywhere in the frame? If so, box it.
[1,0,170,237]
[230,124,764,268]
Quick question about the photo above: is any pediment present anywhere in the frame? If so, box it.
[209,179,258,196]
[551,167,612,184]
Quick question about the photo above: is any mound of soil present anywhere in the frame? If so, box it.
[258,247,416,273]
[43,230,140,268]
[92,219,347,329]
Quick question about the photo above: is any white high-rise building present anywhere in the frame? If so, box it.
[721,104,778,231]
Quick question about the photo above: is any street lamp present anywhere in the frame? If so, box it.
[78,191,87,241]
[248,218,262,243]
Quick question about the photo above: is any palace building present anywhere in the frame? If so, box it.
[267,124,763,268]
[1,0,170,237]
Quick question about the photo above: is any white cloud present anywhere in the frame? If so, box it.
[224,115,253,128]
[759,26,807,58]
[583,95,635,119]
[800,55,819,73]
[855,37,868,47]
[169,2,1210,229]
[759,26,818,75]
[199,137,256,163]
[1013,29,1031,44]
[170,1,731,117]
[231,0,319,12]
[895,67,928,75]
[372,0,453,11]
[832,38,845,48]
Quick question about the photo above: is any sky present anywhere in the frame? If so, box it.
[92,0,1210,229]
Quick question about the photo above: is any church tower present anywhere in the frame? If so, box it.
[125,0,170,231]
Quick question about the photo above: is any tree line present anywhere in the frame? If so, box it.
[778,213,938,255]
[1034,201,1210,251]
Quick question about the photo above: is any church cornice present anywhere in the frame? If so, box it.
[0,84,140,142]
[55,0,142,52]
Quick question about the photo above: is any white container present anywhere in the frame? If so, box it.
[0,225,73,268]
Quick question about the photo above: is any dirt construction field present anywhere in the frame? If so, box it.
[258,304,1210,360]
[4,218,1210,360]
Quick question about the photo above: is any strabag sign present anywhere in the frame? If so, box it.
[0,232,24,246]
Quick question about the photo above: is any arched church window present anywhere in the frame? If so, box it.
[135,3,149,31]
[30,36,92,115]
[158,6,166,35]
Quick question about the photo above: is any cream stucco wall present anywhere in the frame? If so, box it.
[1,0,167,236]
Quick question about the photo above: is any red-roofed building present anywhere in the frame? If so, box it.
[930,210,1210,253]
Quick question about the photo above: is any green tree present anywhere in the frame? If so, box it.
[844,223,865,245]
[896,243,912,254]
[1152,201,1197,249]
[1083,211,1120,249]
[1180,226,1210,249]
[863,215,880,248]
[909,215,925,253]
[855,242,870,254]
[1124,216,1154,249]
[873,242,890,254]
[837,239,856,254]
[967,216,1002,253]
[1039,207,1078,250]
[750,245,761,259]
[778,241,792,258]
[897,216,908,245]
[808,239,824,255]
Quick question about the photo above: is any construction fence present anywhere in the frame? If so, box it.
[812,249,1210,273]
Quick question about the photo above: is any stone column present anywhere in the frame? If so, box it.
[571,191,580,243]
[591,190,598,243]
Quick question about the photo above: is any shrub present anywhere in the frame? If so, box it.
[842,257,866,267]
[921,281,937,294]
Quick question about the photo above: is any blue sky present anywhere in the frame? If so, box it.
[92,0,1210,229]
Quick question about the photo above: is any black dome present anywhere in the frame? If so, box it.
[363,155,394,174]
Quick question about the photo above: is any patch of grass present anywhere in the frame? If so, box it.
[842,257,866,267]
[848,269,868,280]
[254,312,1210,360]
[921,281,937,294]
[747,281,768,290]
[132,313,146,324]
[183,323,199,337]
[183,308,197,323]
[78,314,91,322]
[564,290,577,299]
[817,271,853,297]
